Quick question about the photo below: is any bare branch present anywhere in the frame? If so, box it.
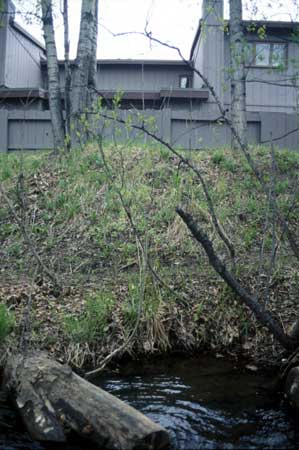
[176,206,296,351]
[92,108,236,266]
[0,182,61,290]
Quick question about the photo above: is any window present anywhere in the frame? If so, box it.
[246,42,287,68]
[179,75,191,88]
[255,43,270,66]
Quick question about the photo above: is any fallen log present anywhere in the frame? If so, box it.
[284,366,299,410]
[3,352,170,450]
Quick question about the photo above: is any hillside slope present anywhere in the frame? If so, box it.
[0,144,298,368]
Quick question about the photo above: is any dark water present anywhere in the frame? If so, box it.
[1,356,299,449]
[98,356,299,450]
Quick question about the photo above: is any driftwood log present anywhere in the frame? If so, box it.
[3,352,170,450]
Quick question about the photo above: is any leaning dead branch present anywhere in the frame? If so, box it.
[176,207,297,351]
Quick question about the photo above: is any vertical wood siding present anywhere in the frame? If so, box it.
[8,117,53,149]
[95,64,193,91]
[193,26,224,104]
[1,110,297,152]
[223,33,299,112]
[0,111,8,152]
[5,26,44,88]
[0,28,7,86]
[171,119,260,149]
[0,9,8,86]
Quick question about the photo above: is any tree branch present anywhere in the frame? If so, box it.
[0,182,61,290]
[176,206,296,350]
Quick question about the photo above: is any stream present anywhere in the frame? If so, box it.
[1,355,299,449]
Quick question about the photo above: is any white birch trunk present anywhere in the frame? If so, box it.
[41,0,65,151]
[63,0,71,149]
[88,0,98,109]
[71,0,97,144]
[229,0,247,149]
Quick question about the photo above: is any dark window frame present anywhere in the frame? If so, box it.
[179,74,192,88]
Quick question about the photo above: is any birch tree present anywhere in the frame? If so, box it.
[88,0,98,109]
[71,0,98,143]
[41,0,98,150]
[229,0,247,149]
[41,0,65,151]
[63,0,71,147]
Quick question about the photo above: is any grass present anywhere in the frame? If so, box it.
[0,304,15,344]
[64,291,115,343]
[0,143,299,366]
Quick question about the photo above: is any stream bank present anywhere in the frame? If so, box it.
[1,355,299,449]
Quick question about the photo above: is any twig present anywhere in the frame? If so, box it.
[0,182,61,290]
[97,135,191,306]
[85,236,148,379]
[176,206,296,350]
[93,110,236,268]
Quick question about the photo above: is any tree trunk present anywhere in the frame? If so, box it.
[3,352,170,450]
[63,0,71,149]
[41,0,65,152]
[229,0,247,149]
[88,0,98,109]
[71,0,97,145]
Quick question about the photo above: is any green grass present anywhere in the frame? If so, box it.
[0,305,15,343]
[63,291,115,343]
[1,143,298,270]
[1,143,299,361]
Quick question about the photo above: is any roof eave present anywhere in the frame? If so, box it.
[0,87,47,99]
[41,59,192,67]
[97,89,209,101]
[190,18,299,61]
[10,19,45,52]
[190,20,202,61]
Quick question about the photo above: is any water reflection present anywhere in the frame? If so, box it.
[1,356,299,449]
[99,356,299,449]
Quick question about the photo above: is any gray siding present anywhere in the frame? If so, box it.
[4,25,45,88]
[0,109,297,152]
[0,8,8,86]
[223,32,299,113]
[57,63,193,92]
[0,110,8,152]
[260,112,299,148]
[193,0,224,107]
[96,64,191,91]
[0,28,7,86]
[99,109,171,144]
[193,27,224,102]
[171,117,260,149]
[192,33,204,88]
[7,111,53,150]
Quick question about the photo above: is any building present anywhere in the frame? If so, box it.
[0,0,298,151]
